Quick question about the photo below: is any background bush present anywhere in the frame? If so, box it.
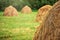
[0,0,58,11]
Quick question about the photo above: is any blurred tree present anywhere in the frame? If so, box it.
[0,0,58,11]
[0,0,26,11]
[27,0,58,10]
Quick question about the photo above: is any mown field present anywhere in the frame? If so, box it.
[0,11,40,40]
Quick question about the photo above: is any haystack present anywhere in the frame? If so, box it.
[21,6,32,14]
[4,6,18,16]
[36,5,52,23]
[33,1,60,40]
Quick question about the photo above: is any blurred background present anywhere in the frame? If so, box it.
[0,0,57,11]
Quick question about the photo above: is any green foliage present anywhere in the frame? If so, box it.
[0,0,26,11]
[0,0,58,11]
[27,0,58,10]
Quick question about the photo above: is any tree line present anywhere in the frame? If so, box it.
[0,0,58,11]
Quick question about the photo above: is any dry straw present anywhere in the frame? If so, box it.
[36,5,52,23]
[4,6,18,16]
[33,1,60,40]
[21,6,32,14]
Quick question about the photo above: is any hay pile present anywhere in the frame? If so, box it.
[21,6,32,14]
[36,5,52,23]
[4,6,18,16]
[33,1,60,40]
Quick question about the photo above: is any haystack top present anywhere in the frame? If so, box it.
[21,5,32,14]
[4,5,18,16]
[7,6,15,9]
[40,5,52,10]
[23,5,31,8]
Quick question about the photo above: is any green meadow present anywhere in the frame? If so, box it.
[0,11,40,40]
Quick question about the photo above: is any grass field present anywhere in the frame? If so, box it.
[0,11,40,40]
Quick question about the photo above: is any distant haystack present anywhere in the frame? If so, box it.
[36,5,52,23]
[4,6,18,16]
[21,6,32,14]
[33,1,60,40]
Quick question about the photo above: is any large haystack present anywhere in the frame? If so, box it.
[36,5,52,23]
[4,6,18,16]
[33,1,60,40]
[21,6,32,14]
